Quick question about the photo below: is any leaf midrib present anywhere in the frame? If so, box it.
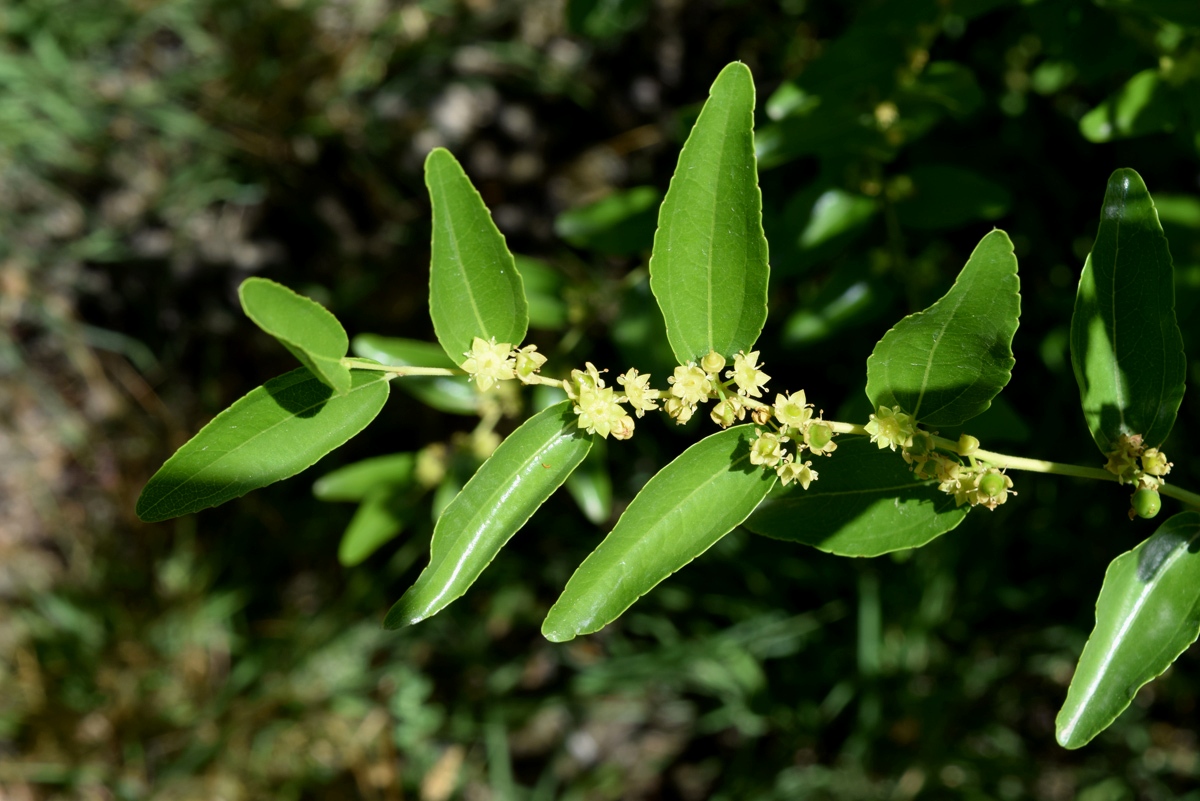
[432,161,490,349]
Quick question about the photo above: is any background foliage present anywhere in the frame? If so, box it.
[5,0,1200,798]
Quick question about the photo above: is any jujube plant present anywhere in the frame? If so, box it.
[137,61,1200,750]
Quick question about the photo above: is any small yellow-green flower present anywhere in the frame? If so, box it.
[514,344,548,384]
[774,391,813,430]
[462,336,515,391]
[1141,447,1172,477]
[574,385,628,439]
[864,405,916,451]
[710,397,745,429]
[749,430,785,468]
[727,350,770,398]
[804,421,837,455]
[976,469,1014,511]
[777,455,817,489]
[616,368,661,417]
[664,396,695,425]
[565,361,606,400]
[668,363,713,406]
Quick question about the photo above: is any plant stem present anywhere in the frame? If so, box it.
[926,433,1115,481]
[343,358,463,377]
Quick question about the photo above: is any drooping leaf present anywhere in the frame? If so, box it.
[649,62,770,364]
[426,147,528,364]
[744,437,968,556]
[1056,512,1200,749]
[384,402,592,628]
[542,425,776,642]
[313,453,415,502]
[338,488,410,567]
[352,334,478,415]
[865,228,1020,426]
[1070,169,1186,453]
[238,277,352,395]
[137,369,390,523]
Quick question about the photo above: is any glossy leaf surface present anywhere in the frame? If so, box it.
[352,334,478,415]
[313,453,415,502]
[426,147,528,364]
[239,277,351,395]
[137,369,390,522]
[542,426,775,642]
[649,62,769,364]
[1070,169,1185,452]
[338,488,409,567]
[385,402,591,628]
[744,437,968,556]
[1056,512,1200,749]
[866,229,1019,426]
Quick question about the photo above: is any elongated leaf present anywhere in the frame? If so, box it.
[542,425,776,642]
[1070,169,1186,453]
[137,369,390,522]
[313,453,415,502]
[384,401,592,628]
[1056,512,1200,749]
[339,488,410,566]
[426,147,528,364]
[239,277,352,395]
[866,229,1019,426]
[744,437,968,556]
[352,334,478,415]
[649,62,769,364]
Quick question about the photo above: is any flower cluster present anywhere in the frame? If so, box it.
[566,363,635,440]
[935,462,1015,511]
[461,337,547,390]
[864,405,916,451]
[1104,433,1172,489]
[742,387,842,490]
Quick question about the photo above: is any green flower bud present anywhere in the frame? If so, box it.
[1131,488,1161,519]
[957,434,980,456]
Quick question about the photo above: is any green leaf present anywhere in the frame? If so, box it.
[238,277,352,395]
[136,369,390,523]
[351,334,478,415]
[426,147,528,364]
[1070,169,1186,453]
[555,186,661,256]
[384,401,592,628]
[313,453,415,502]
[542,425,776,642]
[649,62,770,364]
[865,229,1020,426]
[1079,70,1179,143]
[743,437,968,556]
[1056,512,1200,749]
[338,488,410,567]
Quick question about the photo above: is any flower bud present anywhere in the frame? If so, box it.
[700,350,726,376]
[957,434,980,456]
[710,398,739,428]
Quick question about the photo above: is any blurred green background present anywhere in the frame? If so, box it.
[5,0,1200,798]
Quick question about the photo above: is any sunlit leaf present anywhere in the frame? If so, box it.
[1070,169,1185,452]
[1056,512,1200,749]
[542,426,775,642]
[649,62,769,364]
[426,147,528,364]
[744,437,968,556]
[866,229,1020,426]
[137,369,390,522]
[384,401,592,628]
[238,277,351,395]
